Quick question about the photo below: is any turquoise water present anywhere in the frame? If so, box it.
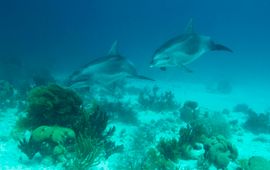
[0,0,270,169]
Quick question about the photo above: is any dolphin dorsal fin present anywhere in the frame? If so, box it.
[108,41,119,56]
[184,18,194,34]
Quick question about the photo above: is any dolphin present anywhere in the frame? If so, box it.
[150,19,233,71]
[66,41,154,90]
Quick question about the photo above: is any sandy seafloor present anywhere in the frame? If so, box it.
[0,79,270,170]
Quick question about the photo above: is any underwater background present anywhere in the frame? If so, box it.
[1,0,270,169]
[1,0,270,82]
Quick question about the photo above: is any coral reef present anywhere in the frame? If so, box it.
[138,86,179,112]
[19,126,76,160]
[156,114,236,169]
[203,135,238,169]
[15,84,122,168]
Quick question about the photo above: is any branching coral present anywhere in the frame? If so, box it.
[138,86,179,112]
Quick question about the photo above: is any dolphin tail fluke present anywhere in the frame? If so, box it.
[211,42,233,53]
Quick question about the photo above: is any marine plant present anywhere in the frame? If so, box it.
[180,101,231,138]
[201,111,231,138]
[244,110,270,134]
[64,134,103,170]
[180,100,199,123]
[138,86,179,112]
[179,122,208,145]
[157,137,180,162]
[99,98,139,125]
[73,105,124,158]
[17,84,83,130]
[232,105,270,134]
[155,122,206,162]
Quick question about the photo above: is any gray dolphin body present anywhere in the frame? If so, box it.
[66,42,153,89]
[150,19,232,71]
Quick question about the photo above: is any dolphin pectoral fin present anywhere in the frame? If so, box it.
[137,75,155,81]
[160,67,167,71]
[181,64,193,73]
[211,43,233,53]
[128,75,155,81]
